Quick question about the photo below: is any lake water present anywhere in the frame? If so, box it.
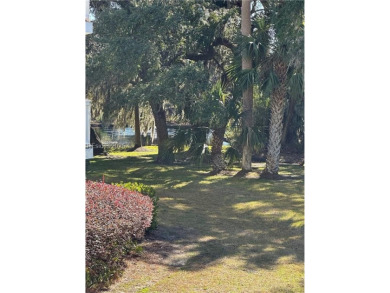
[93,126,174,147]
[93,126,229,147]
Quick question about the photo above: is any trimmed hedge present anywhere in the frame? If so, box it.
[113,182,159,230]
[86,181,153,290]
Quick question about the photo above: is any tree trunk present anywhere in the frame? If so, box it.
[134,103,141,148]
[211,124,228,174]
[90,127,105,156]
[151,120,155,145]
[149,100,174,164]
[241,0,253,172]
[261,61,288,178]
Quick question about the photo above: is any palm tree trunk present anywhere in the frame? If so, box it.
[134,103,141,148]
[149,100,174,164]
[211,124,228,174]
[241,0,253,172]
[262,61,288,178]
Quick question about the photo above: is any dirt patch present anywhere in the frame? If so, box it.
[218,170,238,176]
[104,226,197,292]
[139,226,199,268]
[232,170,260,179]
[206,169,237,176]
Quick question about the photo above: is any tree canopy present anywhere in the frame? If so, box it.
[86,0,304,174]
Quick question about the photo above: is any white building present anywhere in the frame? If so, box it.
[85,0,93,35]
[86,0,94,159]
[86,100,93,159]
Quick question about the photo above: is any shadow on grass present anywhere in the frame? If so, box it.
[145,184,304,272]
[86,155,304,273]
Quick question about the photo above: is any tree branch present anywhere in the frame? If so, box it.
[185,47,215,61]
[212,37,236,51]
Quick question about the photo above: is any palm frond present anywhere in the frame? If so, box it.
[237,68,259,91]
[288,71,304,102]
[237,126,264,152]
[261,69,279,96]
[224,146,241,166]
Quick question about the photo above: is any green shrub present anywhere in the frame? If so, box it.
[113,182,159,230]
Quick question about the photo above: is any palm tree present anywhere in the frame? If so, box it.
[259,0,304,178]
[230,0,304,178]
[261,56,289,178]
[241,0,254,171]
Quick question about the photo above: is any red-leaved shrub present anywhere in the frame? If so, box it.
[86,181,153,290]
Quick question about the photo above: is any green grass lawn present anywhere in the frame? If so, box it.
[86,147,304,293]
